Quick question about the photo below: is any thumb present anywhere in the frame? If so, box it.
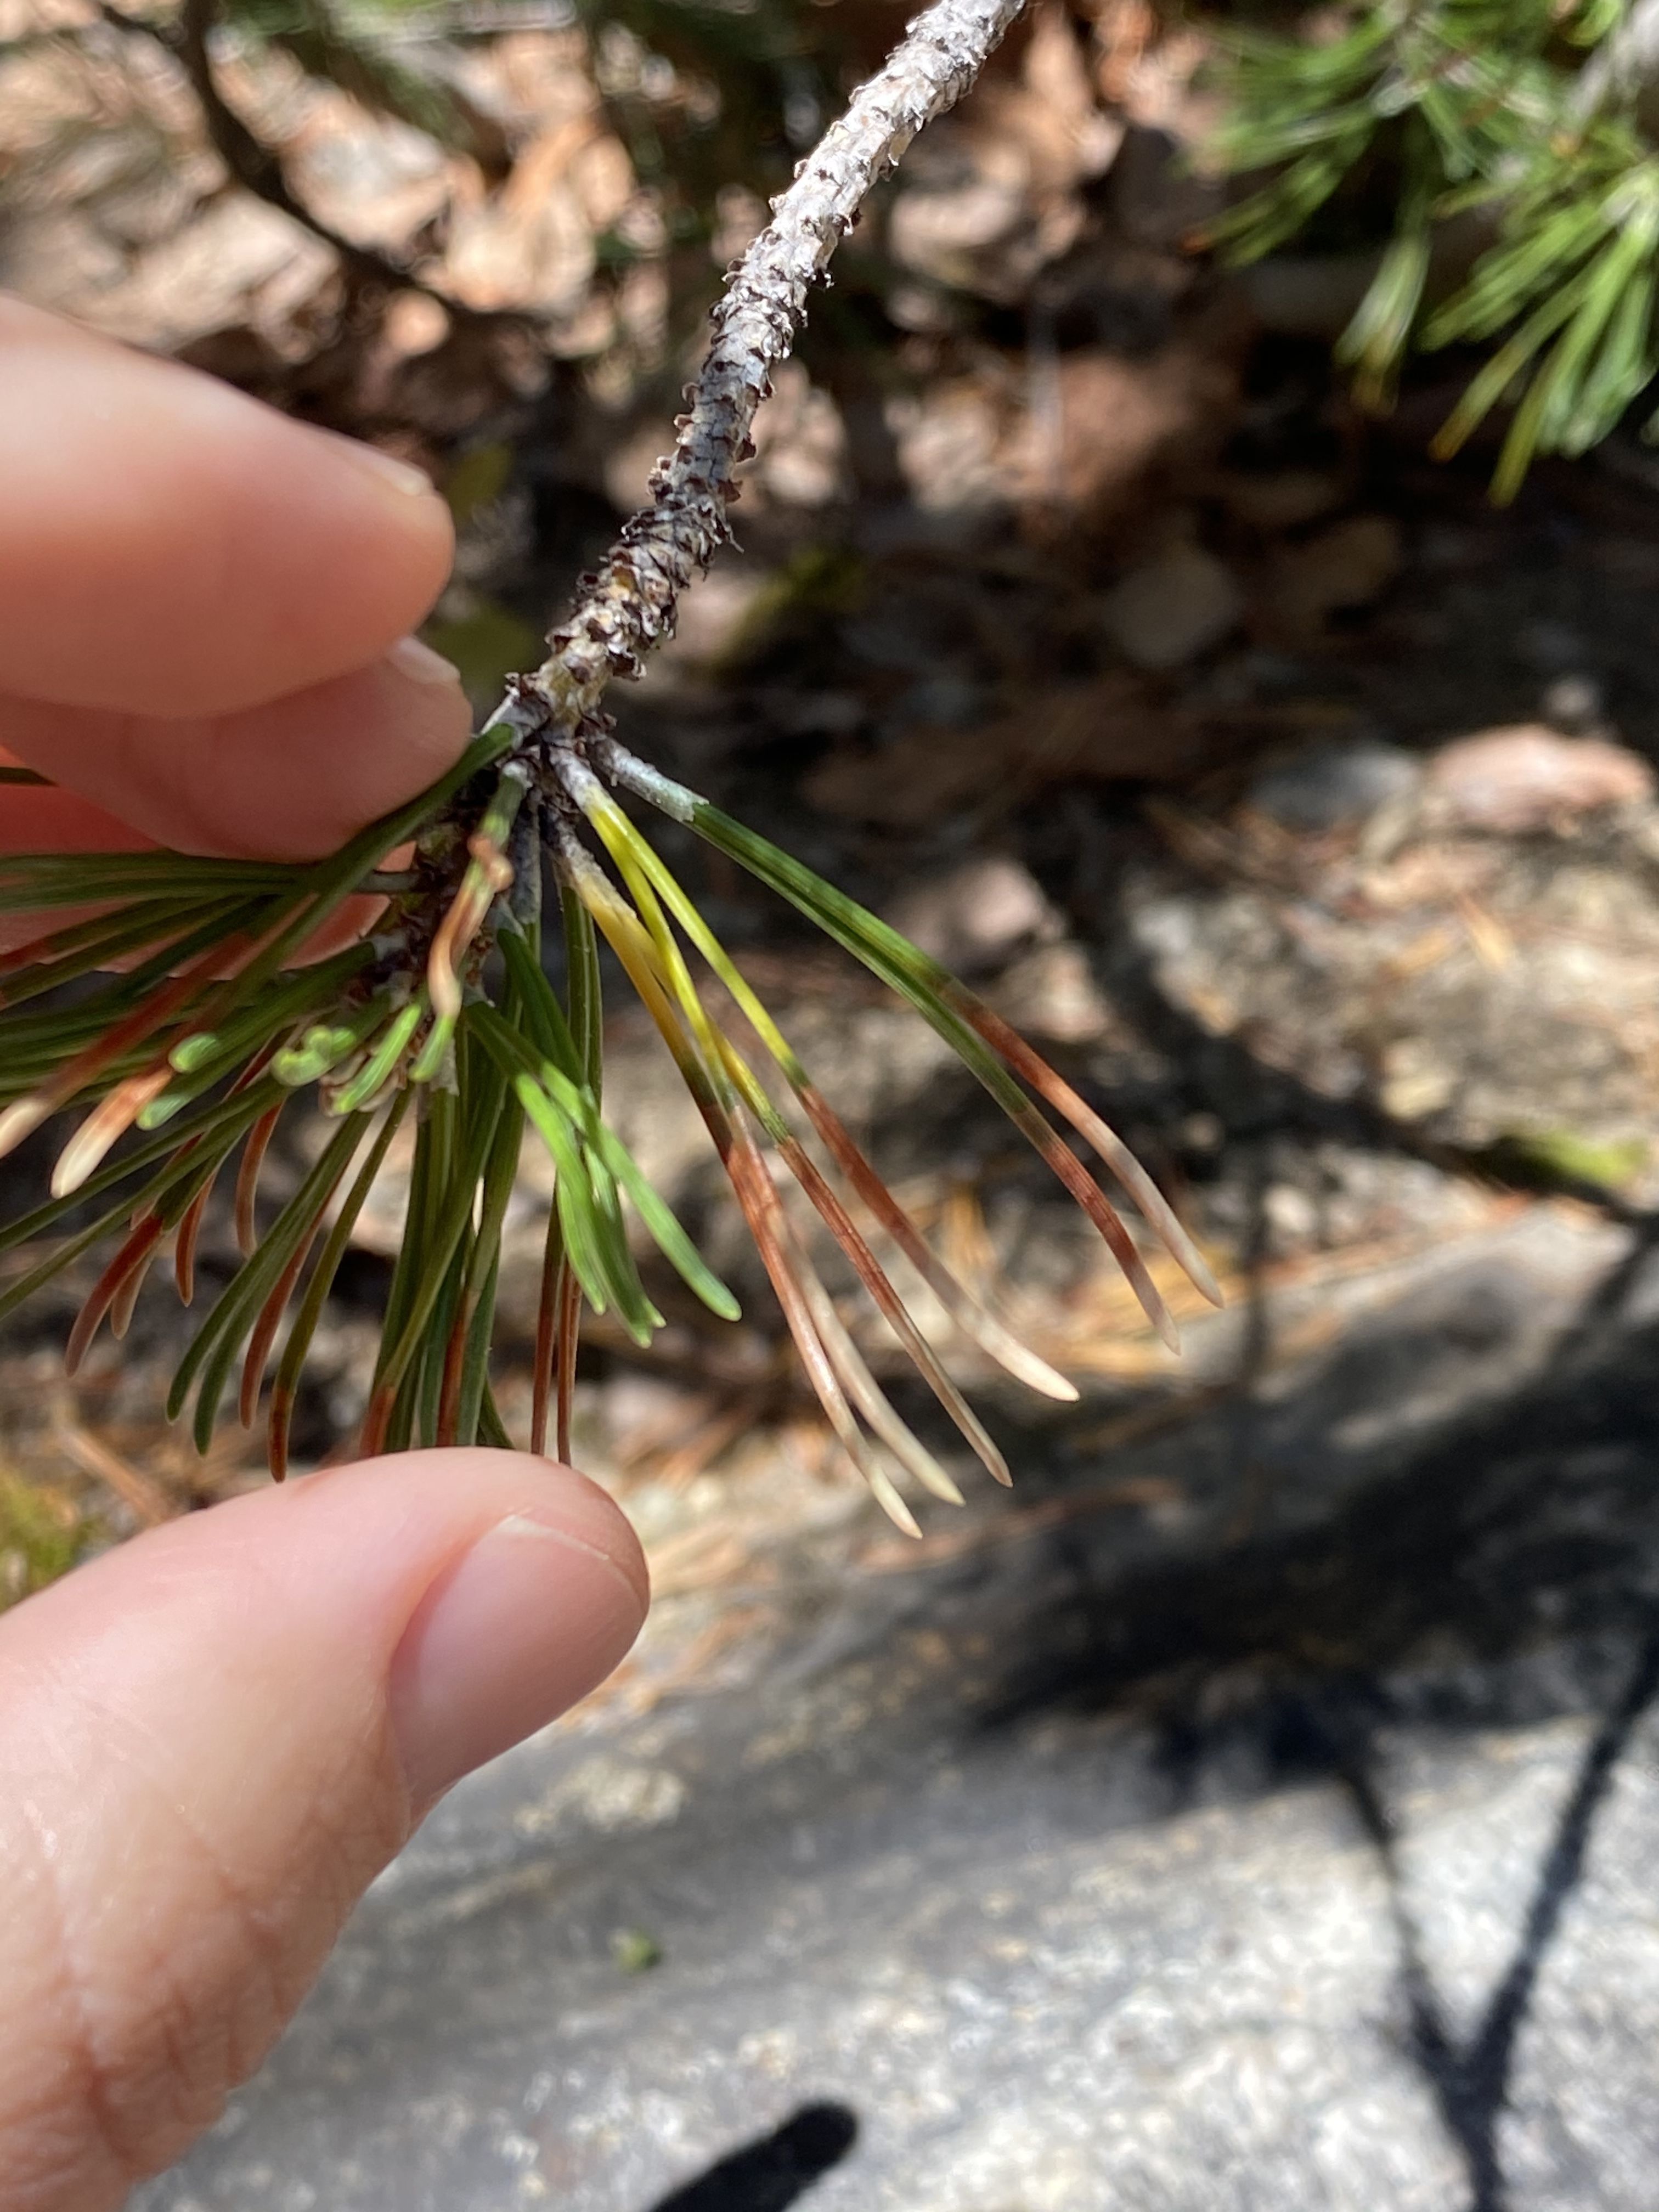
[0,1450,647,2212]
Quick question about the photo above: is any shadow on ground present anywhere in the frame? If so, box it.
[645,2104,858,2212]
[138,1199,1659,2212]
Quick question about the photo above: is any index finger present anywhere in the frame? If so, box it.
[0,295,457,718]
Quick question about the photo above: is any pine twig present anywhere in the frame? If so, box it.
[0,0,1229,1535]
[505,0,1031,750]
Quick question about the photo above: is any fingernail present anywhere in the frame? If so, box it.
[385,634,462,687]
[320,430,437,501]
[390,1508,647,1809]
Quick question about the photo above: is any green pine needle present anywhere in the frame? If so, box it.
[1203,0,1659,498]
[0,719,1215,1530]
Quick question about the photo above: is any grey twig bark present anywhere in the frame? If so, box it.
[507,0,1030,757]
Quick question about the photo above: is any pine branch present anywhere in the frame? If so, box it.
[1203,0,1659,498]
[0,0,1225,1534]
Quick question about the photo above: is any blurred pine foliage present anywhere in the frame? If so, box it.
[1204,0,1659,497]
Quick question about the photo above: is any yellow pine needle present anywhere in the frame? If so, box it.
[425,825,515,1022]
[572,858,924,1532]
[574,828,1015,1507]
[584,794,984,1494]
[574,782,1079,1402]
[784,1214,966,1508]
[580,799,744,1117]
[566,858,705,1087]
[588,749,1213,1315]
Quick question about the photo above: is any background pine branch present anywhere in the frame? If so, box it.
[1204,0,1659,495]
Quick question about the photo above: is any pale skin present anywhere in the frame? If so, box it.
[0,297,651,2211]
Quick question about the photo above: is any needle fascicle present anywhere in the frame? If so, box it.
[591,743,1205,1352]
[565,838,941,1535]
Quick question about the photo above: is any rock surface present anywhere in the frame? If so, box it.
[1098,546,1245,672]
[137,1205,1659,2212]
[1426,726,1655,835]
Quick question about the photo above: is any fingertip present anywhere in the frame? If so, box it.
[388,1457,648,1809]
[207,636,476,860]
[0,1447,645,2204]
[312,427,447,506]
[0,641,474,860]
[0,306,458,716]
[247,1448,649,1808]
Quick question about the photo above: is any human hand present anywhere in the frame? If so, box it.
[0,299,650,2211]
[0,293,476,859]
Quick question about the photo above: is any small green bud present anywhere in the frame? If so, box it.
[169,1033,222,1075]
